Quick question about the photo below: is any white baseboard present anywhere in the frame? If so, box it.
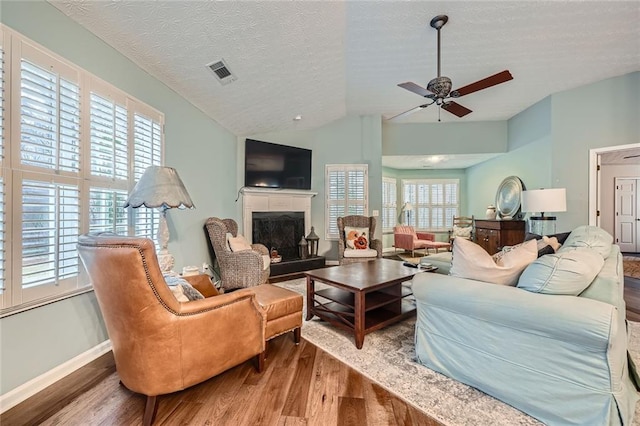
[0,340,112,413]
[326,260,340,266]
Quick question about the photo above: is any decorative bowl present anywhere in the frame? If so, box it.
[270,256,282,264]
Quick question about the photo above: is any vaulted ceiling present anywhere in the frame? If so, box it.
[49,1,639,139]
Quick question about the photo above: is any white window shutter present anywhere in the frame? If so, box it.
[89,187,128,235]
[21,179,80,288]
[90,93,128,180]
[403,179,459,231]
[325,164,368,239]
[20,60,80,172]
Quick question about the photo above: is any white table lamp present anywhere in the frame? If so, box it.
[521,188,566,235]
[125,166,195,272]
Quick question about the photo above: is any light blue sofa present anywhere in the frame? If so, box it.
[413,226,639,425]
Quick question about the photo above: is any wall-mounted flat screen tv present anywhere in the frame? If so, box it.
[244,139,312,190]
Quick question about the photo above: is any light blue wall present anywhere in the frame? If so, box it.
[382,121,507,155]
[1,1,236,394]
[467,72,639,233]
[551,72,640,229]
[248,115,383,260]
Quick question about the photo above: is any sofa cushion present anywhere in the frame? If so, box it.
[517,247,604,295]
[344,226,369,249]
[344,248,378,258]
[558,225,613,258]
[449,238,537,286]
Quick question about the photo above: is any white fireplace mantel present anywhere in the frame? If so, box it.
[241,188,317,242]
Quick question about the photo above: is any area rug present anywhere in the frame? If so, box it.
[624,256,640,279]
[276,278,640,426]
[383,251,426,264]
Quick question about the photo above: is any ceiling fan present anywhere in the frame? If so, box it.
[390,15,513,121]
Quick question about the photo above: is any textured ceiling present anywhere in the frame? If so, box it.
[600,148,640,166]
[383,153,501,170]
[48,1,639,138]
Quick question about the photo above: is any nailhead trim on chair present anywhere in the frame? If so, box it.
[78,241,259,318]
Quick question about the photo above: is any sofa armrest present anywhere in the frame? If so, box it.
[394,233,415,250]
[412,274,616,350]
[416,232,435,241]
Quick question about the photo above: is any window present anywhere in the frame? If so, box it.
[0,25,164,313]
[325,164,368,239]
[382,177,397,231]
[402,179,459,231]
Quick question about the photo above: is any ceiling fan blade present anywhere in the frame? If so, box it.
[623,154,640,159]
[442,101,472,117]
[398,82,434,98]
[387,104,431,121]
[451,70,513,97]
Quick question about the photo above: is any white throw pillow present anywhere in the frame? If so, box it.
[228,233,252,252]
[450,238,537,286]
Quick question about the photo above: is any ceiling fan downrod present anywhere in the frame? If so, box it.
[430,15,448,78]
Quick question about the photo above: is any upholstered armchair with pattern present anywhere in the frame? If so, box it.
[77,234,266,426]
[337,215,382,265]
[205,217,270,291]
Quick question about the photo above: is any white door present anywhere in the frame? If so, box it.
[615,178,639,252]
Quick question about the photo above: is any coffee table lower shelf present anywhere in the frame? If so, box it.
[307,283,416,349]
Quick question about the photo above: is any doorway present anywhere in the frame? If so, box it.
[589,143,640,254]
[615,178,639,252]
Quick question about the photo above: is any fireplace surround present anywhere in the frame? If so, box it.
[241,188,324,276]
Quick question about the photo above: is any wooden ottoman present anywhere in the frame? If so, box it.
[251,284,303,344]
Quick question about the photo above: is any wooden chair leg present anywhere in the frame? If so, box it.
[255,351,265,373]
[293,327,301,345]
[143,395,158,426]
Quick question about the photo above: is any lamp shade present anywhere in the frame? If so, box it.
[521,188,566,214]
[125,166,195,210]
[404,202,413,211]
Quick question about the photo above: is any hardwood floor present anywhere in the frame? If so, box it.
[1,335,442,426]
[4,273,640,425]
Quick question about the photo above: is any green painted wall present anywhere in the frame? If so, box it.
[551,72,640,229]
[382,121,507,156]
[1,1,237,394]
[467,72,639,233]
[248,115,383,260]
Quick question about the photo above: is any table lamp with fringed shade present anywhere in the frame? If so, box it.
[521,188,566,236]
[124,166,195,273]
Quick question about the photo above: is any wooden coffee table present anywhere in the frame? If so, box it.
[305,259,421,349]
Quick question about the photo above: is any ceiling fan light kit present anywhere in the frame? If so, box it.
[391,14,514,121]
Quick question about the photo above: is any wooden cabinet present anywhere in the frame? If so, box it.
[474,220,525,255]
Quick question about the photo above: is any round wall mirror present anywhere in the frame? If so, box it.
[495,176,524,219]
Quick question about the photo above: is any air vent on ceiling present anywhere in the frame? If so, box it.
[206,59,237,85]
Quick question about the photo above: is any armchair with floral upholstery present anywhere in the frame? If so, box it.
[337,215,382,264]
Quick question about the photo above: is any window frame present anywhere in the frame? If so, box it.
[402,178,460,232]
[382,176,397,232]
[325,164,369,240]
[0,24,164,316]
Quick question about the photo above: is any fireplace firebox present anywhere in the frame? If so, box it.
[252,212,305,260]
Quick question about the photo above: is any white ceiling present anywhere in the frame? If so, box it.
[600,148,640,166]
[48,1,640,169]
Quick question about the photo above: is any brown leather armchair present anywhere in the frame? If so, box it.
[78,234,266,426]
